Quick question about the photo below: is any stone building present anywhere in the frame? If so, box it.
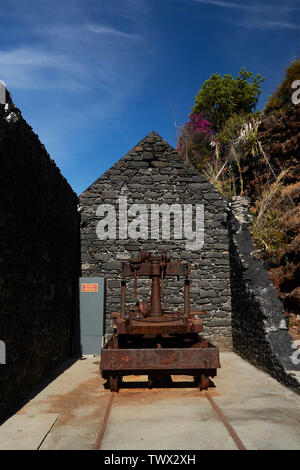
[79,131,232,350]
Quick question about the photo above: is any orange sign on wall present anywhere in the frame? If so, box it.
[81,283,98,293]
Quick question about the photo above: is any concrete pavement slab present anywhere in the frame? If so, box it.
[0,352,299,450]
[101,389,237,450]
[0,414,59,450]
[16,357,111,450]
[210,353,300,450]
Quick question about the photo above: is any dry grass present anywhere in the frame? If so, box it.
[250,169,292,258]
[281,181,300,200]
[253,168,290,228]
[281,206,300,232]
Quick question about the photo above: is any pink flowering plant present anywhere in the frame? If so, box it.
[187,112,211,135]
[177,113,215,169]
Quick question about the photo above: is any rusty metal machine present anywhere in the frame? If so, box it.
[100,251,220,392]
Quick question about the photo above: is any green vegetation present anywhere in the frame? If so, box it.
[252,211,287,259]
[215,113,251,147]
[192,68,264,132]
[235,115,261,158]
[251,169,290,260]
[177,62,298,265]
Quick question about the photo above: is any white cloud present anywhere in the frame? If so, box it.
[0,0,149,92]
[263,21,300,30]
[192,0,300,31]
[195,0,250,9]
[0,17,145,92]
[194,0,298,13]
[0,48,68,69]
[87,23,139,39]
[0,0,153,167]
[232,19,300,31]
[0,48,90,90]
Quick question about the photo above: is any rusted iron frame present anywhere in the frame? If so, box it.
[120,255,190,320]
[103,252,220,391]
[126,321,202,335]
[121,258,188,277]
[184,263,190,318]
[120,278,126,318]
[101,369,217,379]
[101,347,220,371]
[150,257,162,315]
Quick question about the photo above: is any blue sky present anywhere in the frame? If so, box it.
[0,0,299,195]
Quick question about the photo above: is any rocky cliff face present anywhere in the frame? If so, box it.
[242,104,300,198]
[238,104,300,338]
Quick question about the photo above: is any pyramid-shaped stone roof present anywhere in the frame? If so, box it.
[80,131,223,203]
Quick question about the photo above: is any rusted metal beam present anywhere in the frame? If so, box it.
[101,347,220,371]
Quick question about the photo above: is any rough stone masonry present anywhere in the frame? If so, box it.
[80,131,232,350]
[228,196,300,394]
[0,95,79,421]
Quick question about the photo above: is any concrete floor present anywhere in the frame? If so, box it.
[0,352,299,450]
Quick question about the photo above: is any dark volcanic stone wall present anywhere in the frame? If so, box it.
[80,131,232,349]
[0,103,79,421]
[228,196,300,394]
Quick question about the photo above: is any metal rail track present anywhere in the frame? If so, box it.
[93,393,115,450]
[93,388,247,451]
